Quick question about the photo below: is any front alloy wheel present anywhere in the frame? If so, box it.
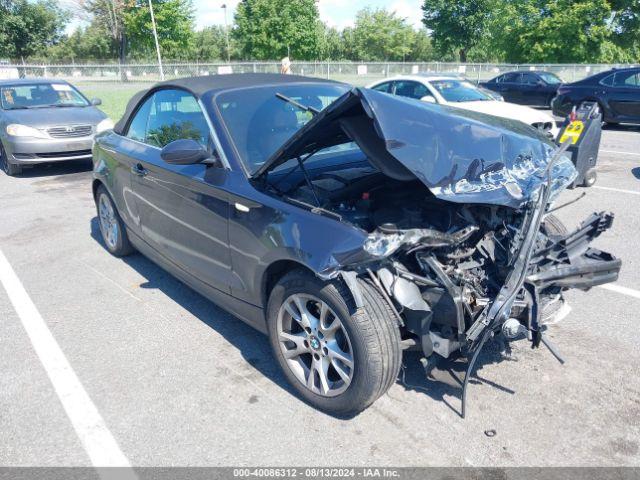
[267,270,402,415]
[277,294,354,397]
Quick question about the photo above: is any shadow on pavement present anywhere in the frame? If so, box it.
[13,159,93,178]
[602,123,640,133]
[88,216,307,410]
[89,216,515,419]
[399,341,516,417]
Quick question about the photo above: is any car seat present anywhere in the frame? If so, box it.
[248,100,300,164]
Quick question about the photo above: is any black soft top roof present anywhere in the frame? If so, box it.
[156,73,337,97]
[113,73,339,135]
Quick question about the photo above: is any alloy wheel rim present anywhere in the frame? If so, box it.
[277,293,354,397]
[98,194,119,249]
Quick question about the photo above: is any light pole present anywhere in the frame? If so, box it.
[148,0,165,80]
[222,3,230,63]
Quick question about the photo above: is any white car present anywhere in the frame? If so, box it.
[367,75,560,139]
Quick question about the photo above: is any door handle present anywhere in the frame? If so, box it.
[131,163,148,177]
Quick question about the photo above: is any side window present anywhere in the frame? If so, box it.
[628,73,640,87]
[502,72,520,83]
[494,75,504,83]
[613,71,640,88]
[146,89,211,149]
[125,95,154,143]
[521,73,538,85]
[601,74,614,87]
[394,81,430,100]
[372,82,393,93]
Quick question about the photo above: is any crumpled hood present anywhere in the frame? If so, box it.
[450,100,555,126]
[255,88,577,208]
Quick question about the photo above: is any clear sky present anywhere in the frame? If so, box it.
[61,0,424,33]
[200,0,424,30]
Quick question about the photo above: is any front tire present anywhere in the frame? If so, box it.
[267,270,402,415]
[0,141,22,176]
[95,185,134,257]
[544,213,568,239]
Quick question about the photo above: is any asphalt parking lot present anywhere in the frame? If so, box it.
[0,121,639,468]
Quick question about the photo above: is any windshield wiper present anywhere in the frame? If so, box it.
[34,103,81,108]
[275,93,320,116]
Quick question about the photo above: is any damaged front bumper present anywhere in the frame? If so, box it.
[340,191,620,419]
[527,212,621,290]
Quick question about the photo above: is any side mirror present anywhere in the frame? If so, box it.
[421,95,436,103]
[536,80,546,87]
[161,139,210,165]
[90,98,102,106]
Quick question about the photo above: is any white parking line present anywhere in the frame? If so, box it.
[0,248,134,470]
[598,283,640,300]
[545,302,572,325]
[600,150,640,157]
[593,185,640,196]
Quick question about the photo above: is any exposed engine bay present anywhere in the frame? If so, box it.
[266,160,620,415]
[256,87,621,416]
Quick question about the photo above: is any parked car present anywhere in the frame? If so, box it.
[368,75,559,138]
[93,74,620,415]
[480,70,563,107]
[552,67,640,125]
[477,85,504,101]
[0,78,113,176]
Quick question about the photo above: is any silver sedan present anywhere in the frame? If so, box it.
[0,78,113,176]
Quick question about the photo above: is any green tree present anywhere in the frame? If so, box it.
[409,29,434,61]
[83,0,128,64]
[124,0,195,60]
[0,0,66,60]
[191,26,233,61]
[47,24,116,61]
[233,0,322,60]
[318,25,345,60]
[608,0,640,60]
[421,0,495,62]
[493,0,624,63]
[80,0,195,63]
[347,8,416,61]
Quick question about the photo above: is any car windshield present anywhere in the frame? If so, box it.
[214,83,350,173]
[538,72,562,84]
[430,80,492,102]
[0,83,89,110]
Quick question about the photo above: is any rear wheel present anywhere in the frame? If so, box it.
[267,270,401,415]
[95,185,134,257]
[0,141,22,176]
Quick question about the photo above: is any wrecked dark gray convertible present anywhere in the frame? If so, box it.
[93,74,621,416]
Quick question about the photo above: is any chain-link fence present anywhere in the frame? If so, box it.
[1,61,639,86]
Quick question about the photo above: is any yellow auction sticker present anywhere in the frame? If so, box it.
[559,120,584,145]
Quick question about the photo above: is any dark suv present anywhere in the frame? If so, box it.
[552,67,640,125]
[480,71,563,107]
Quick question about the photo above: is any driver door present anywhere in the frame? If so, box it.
[608,70,640,121]
[124,88,236,294]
